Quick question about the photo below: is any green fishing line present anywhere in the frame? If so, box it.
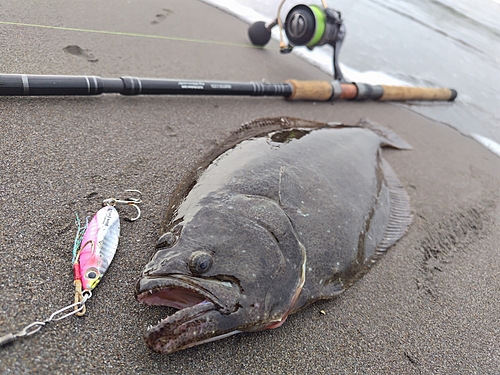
[0,21,256,48]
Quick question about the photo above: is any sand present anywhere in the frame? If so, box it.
[1,1,499,374]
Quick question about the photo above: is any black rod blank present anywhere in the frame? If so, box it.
[0,74,293,97]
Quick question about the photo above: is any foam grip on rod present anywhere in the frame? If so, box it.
[285,79,333,101]
[379,85,457,101]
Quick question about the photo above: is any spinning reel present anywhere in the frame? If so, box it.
[248,0,346,81]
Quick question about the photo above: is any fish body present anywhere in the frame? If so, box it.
[136,117,412,354]
[78,205,120,290]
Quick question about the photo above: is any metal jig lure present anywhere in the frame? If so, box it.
[0,190,142,347]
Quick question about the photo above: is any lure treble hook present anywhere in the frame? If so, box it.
[102,189,142,221]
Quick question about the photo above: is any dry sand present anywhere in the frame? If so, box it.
[1,1,499,374]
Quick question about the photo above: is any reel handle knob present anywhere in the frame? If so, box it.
[248,21,272,46]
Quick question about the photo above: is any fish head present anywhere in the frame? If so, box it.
[135,193,306,354]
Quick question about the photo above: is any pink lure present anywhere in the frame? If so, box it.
[76,205,120,291]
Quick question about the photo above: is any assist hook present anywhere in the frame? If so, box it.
[102,189,142,221]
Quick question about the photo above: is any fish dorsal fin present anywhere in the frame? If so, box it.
[233,117,325,139]
[356,118,412,150]
[374,157,413,257]
[321,156,413,293]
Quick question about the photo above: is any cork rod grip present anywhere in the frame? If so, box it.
[284,80,457,102]
[285,79,333,101]
[379,85,457,101]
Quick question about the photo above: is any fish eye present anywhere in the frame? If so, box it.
[189,251,213,275]
[156,231,178,249]
[85,268,99,280]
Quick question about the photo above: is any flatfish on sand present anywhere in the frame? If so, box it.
[135,117,412,354]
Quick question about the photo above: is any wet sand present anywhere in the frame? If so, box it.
[1,1,499,374]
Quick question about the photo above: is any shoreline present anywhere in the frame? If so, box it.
[200,0,500,158]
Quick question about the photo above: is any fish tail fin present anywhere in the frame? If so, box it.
[357,118,412,150]
[375,158,413,258]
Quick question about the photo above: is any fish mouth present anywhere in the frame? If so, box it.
[136,275,226,309]
[135,275,241,353]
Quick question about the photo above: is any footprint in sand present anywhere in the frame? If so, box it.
[151,8,174,24]
[63,45,98,63]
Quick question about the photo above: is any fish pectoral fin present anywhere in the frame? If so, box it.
[320,280,346,299]
[278,165,302,211]
[356,118,412,150]
[375,158,413,256]
[293,280,345,312]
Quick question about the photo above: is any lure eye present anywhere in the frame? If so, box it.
[189,251,213,275]
[85,268,99,280]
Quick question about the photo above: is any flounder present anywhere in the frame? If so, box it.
[136,117,412,354]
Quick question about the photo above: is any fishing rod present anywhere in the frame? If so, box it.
[0,1,456,102]
[0,73,456,101]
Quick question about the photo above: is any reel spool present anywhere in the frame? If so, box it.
[248,1,346,81]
